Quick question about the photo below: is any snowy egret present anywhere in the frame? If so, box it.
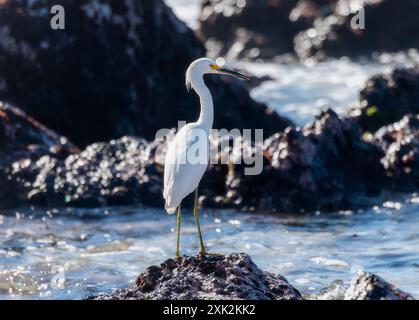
[163,58,249,257]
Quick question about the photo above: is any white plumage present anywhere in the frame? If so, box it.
[164,123,209,213]
[162,58,249,256]
[163,58,216,214]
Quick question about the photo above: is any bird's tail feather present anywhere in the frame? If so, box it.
[165,205,177,214]
[163,184,175,214]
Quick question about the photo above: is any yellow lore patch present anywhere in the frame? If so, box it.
[210,64,220,70]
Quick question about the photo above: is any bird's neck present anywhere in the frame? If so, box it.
[192,75,214,131]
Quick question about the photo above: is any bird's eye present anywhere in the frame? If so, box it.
[210,64,220,70]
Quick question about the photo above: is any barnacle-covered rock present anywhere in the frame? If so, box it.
[374,115,419,189]
[221,109,385,212]
[345,271,414,300]
[350,67,419,133]
[11,136,164,207]
[89,253,303,300]
[0,102,77,207]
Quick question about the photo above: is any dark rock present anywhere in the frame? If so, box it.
[198,0,305,60]
[10,136,164,208]
[0,102,77,207]
[198,0,338,60]
[350,67,419,133]
[3,121,209,209]
[89,253,303,300]
[211,109,386,212]
[0,103,77,160]
[295,0,419,61]
[374,114,419,190]
[345,271,414,300]
[27,188,47,206]
[0,0,290,147]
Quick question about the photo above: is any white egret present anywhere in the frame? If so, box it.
[163,58,249,257]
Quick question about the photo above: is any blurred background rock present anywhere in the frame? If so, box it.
[0,0,290,148]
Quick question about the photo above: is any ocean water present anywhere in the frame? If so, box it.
[0,196,418,299]
[0,0,418,300]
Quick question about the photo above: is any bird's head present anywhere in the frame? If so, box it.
[186,58,249,91]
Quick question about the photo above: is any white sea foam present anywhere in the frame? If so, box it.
[237,53,419,126]
[310,256,350,268]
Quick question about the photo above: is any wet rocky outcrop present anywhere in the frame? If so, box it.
[4,105,417,212]
[295,0,419,61]
[218,109,419,213]
[197,0,344,60]
[350,67,419,133]
[198,0,313,60]
[199,0,419,60]
[213,109,386,212]
[10,135,165,208]
[344,271,414,300]
[89,254,414,300]
[0,102,77,160]
[3,122,228,208]
[374,115,419,190]
[0,102,78,207]
[90,253,303,300]
[5,125,249,209]
[0,0,290,147]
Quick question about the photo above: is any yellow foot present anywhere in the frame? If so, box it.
[199,251,224,257]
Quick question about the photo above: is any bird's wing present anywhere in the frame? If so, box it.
[163,124,209,213]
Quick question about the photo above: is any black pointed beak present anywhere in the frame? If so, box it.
[219,68,250,80]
